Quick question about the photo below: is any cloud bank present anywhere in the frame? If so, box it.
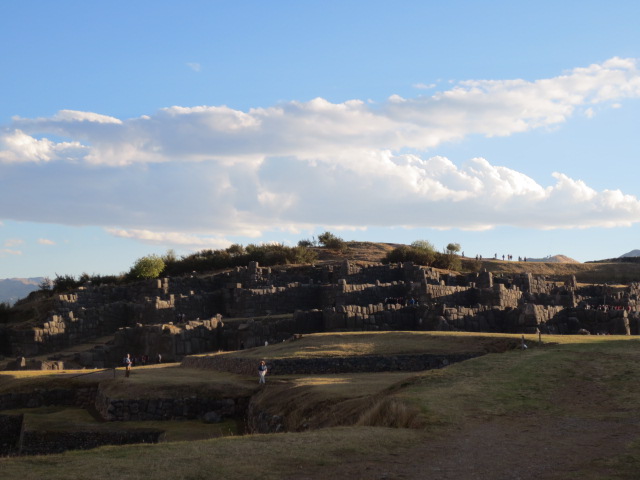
[1,57,640,246]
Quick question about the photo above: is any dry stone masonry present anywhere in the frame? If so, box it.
[4,260,640,368]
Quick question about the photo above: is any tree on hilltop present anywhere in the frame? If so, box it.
[129,254,166,279]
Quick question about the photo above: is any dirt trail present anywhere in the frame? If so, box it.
[287,414,639,480]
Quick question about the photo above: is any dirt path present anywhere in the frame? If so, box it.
[287,414,639,480]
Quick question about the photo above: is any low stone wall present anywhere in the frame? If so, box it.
[94,387,250,422]
[181,352,482,376]
[0,414,23,455]
[20,429,163,455]
[0,387,97,411]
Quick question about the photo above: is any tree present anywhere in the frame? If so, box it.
[129,254,166,279]
[411,240,436,252]
[446,243,461,255]
[442,242,462,270]
[317,231,348,252]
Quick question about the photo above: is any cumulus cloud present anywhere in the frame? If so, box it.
[2,57,638,166]
[106,228,230,248]
[1,57,640,246]
[4,238,24,248]
[37,238,56,245]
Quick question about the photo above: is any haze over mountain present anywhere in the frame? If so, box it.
[0,278,43,305]
[517,255,580,264]
[619,250,640,258]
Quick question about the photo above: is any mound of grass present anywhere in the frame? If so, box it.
[4,405,240,441]
[223,331,524,360]
[0,426,419,480]
[98,365,257,399]
[4,333,640,479]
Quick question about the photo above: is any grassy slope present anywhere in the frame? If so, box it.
[3,333,640,479]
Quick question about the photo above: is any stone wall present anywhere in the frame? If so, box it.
[20,429,164,455]
[180,351,480,376]
[0,387,97,411]
[7,260,640,361]
[94,386,250,422]
[0,413,23,455]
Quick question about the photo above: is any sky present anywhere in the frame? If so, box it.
[2,1,640,279]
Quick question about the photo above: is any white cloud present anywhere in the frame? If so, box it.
[3,57,638,166]
[186,62,201,72]
[0,129,89,163]
[1,58,640,247]
[4,238,24,248]
[106,228,231,248]
[0,248,22,256]
[413,83,437,90]
[37,238,56,245]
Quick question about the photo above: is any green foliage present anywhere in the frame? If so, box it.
[129,254,166,279]
[0,301,12,324]
[163,243,318,276]
[317,231,348,252]
[38,277,52,291]
[385,243,435,266]
[411,240,436,252]
[297,238,314,248]
[161,249,178,264]
[446,243,461,254]
[384,240,461,270]
[52,274,82,292]
[440,243,462,271]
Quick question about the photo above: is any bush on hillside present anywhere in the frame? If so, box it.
[384,245,436,266]
[383,240,463,271]
[163,243,318,277]
[318,231,348,252]
[129,255,166,279]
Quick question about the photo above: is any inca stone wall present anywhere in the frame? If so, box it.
[94,386,249,422]
[5,260,640,366]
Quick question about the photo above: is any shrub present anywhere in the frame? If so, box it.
[129,254,166,279]
[317,231,348,252]
[52,274,82,292]
[384,244,435,266]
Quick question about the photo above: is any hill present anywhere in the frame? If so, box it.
[331,242,640,284]
[619,249,640,258]
[0,278,43,305]
[523,254,579,263]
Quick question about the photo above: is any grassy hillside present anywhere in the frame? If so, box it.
[328,241,640,284]
[2,332,640,479]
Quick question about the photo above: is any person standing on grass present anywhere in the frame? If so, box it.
[123,353,132,377]
[258,360,267,384]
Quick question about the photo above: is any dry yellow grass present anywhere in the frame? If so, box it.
[221,330,525,360]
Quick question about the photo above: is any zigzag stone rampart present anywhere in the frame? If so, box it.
[4,260,640,368]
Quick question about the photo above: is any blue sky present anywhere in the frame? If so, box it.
[2,1,640,279]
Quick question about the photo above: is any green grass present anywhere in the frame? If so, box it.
[3,333,640,479]
[3,405,241,441]
[395,336,640,426]
[98,364,258,399]
[214,330,526,360]
[0,427,419,480]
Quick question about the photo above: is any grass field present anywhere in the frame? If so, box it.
[2,332,640,479]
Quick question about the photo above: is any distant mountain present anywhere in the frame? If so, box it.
[0,277,44,305]
[525,255,580,264]
[619,250,640,258]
